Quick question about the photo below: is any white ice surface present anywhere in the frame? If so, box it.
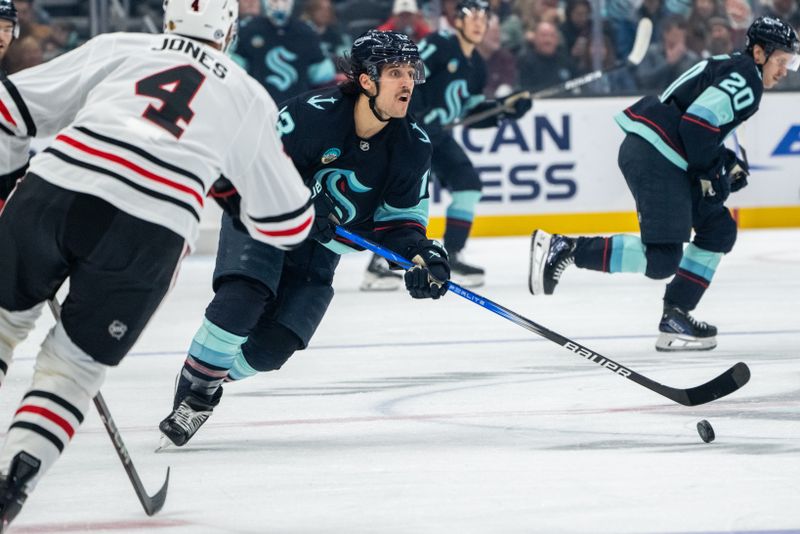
[2,229,799,534]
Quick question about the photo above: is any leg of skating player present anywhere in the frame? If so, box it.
[360,253,403,291]
[0,322,106,529]
[444,189,484,287]
[0,305,43,387]
[158,276,271,447]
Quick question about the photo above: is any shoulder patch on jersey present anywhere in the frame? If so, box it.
[447,58,459,73]
[251,36,265,48]
[307,94,338,110]
[321,147,341,164]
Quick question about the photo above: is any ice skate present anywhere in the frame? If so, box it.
[449,252,484,287]
[656,305,717,351]
[0,452,41,532]
[360,254,403,291]
[528,230,576,295]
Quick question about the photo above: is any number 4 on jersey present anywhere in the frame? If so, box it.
[136,65,205,139]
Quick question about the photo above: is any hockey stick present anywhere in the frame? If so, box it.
[444,17,653,131]
[46,299,169,516]
[336,227,750,406]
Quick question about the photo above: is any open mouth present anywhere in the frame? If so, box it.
[398,94,410,103]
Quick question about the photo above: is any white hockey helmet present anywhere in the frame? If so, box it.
[163,0,239,52]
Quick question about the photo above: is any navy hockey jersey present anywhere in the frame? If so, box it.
[616,53,763,173]
[413,31,487,132]
[233,16,336,104]
[278,86,433,255]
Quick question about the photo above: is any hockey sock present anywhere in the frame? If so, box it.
[664,243,722,310]
[444,190,481,252]
[181,317,247,399]
[574,235,646,273]
[0,321,105,491]
[226,352,258,382]
[0,304,44,387]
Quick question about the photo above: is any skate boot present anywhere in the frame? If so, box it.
[158,375,223,448]
[449,252,484,287]
[360,254,403,291]
[0,452,41,532]
[656,305,717,351]
[528,230,576,295]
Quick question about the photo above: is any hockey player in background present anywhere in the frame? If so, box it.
[360,0,531,291]
[158,30,449,448]
[529,16,799,352]
[0,0,314,527]
[0,0,17,68]
[233,0,336,104]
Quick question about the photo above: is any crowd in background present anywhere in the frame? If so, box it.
[6,0,800,94]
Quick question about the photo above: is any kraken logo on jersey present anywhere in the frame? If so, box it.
[425,79,469,125]
[265,46,299,91]
[314,168,372,224]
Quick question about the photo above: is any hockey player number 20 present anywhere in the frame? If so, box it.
[136,65,206,139]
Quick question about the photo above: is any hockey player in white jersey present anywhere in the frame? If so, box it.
[0,0,313,527]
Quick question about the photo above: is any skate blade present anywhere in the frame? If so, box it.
[155,434,174,453]
[655,332,717,352]
[528,230,552,295]
[450,273,484,288]
[359,271,402,291]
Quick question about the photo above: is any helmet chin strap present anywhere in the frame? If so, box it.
[365,82,392,123]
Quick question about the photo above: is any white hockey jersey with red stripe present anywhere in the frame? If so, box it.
[0,31,313,251]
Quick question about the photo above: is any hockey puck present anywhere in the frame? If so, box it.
[696,419,715,443]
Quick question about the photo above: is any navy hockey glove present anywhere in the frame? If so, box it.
[309,193,342,244]
[404,239,450,299]
[498,91,532,121]
[209,177,241,217]
[698,157,731,205]
[0,162,28,204]
[722,147,749,193]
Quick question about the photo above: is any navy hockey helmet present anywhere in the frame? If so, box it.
[0,0,18,39]
[456,0,490,18]
[349,29,425,84]
[745,16,800,70]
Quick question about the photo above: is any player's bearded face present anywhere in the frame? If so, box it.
[374,64,417,118]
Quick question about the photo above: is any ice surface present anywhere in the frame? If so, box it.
[2,230,798,533]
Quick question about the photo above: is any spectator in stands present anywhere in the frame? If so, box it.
[574,31,638,95]
[724,0,752,48]
[3,34,41,73]
[761,0,800,28]
[636,15,699,92]
[560,0,591,56]
[477,13,518,96]
[606,0,640,59]
[303,0,351,61]
[638,0,668,42]
[13,0,48,43]
[377,0,432,42]
[707,16,735,55]
[337,0,393,38]
[518,20,573,92]
[41,20,77,61]
[239,0,261,20]
[686,0,726,55]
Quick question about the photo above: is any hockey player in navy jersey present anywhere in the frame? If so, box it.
[0,0,315,527]
[233,0,336,103]
[158,30,450,448]
[361,0,531,290]
[528,16,799,352]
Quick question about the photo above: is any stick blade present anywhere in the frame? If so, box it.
[626,18,653,65]
[141,467,170,516]
[674,362,751,406]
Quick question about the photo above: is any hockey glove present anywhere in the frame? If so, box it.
[0,162,29,204]
[498,91,532,121]
[722,147,749,193]
[697,157,731,205]
[209,177,242,218]
[404,239,450,299]
[308,192,342,244]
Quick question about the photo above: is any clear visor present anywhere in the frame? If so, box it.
[377,59,426,84]
[788,53,800,71]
